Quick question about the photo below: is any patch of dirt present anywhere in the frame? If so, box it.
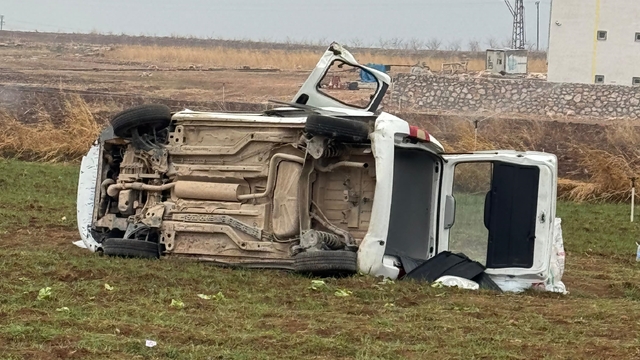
[49,348,91,360]
[256,315,309,334]
[13,308,50,317]
[345,306,379,317]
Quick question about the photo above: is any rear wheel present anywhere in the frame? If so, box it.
[102,238,160,259]
[293,250,357,276]
[110,104,171,138]
[305,114,370,143]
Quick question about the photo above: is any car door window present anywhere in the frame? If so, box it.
[317,60,377,109]
[449,162,492,265]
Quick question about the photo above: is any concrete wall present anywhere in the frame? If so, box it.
[390,73,640,119]
[548,0,640,85]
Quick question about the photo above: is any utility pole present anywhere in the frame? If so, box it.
[535,1,540,51]
[0,15,5,31]
[504,0,526,49]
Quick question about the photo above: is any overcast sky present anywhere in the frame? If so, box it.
[1,0,552,49]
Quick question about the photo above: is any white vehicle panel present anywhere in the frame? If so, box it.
[440,152,557,282]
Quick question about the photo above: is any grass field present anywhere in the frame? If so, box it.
[1,159,640,359]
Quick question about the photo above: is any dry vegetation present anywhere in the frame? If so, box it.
[0,96,101,162]
[105,45,548,73]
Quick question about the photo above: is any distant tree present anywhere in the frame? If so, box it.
[486,36,500,48]
[447,39,462,52]
[377,37,390,49]
[468,39,481,52]
[349,37,364,48]
[408,38,425,52]
[500,37,513,48]
[316,37,328,46]
[388,37,406,50]
[425,37,442,50]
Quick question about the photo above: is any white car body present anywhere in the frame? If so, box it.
[77,43,563,292]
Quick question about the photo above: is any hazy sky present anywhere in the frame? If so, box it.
[2,0,552,49]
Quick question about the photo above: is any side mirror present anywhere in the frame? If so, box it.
[444,195,456,229]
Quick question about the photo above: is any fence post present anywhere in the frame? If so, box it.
[632,177,636,222]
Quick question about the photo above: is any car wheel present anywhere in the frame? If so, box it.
[110,104,171,138]
[102,238,160,259]
[304,114,370,143]
[293,250,357,276]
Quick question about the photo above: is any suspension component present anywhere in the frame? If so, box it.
[296,229,346,252]
[316,231,344,250]
[322,143,344,158]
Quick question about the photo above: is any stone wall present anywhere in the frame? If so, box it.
[390,73,640,119]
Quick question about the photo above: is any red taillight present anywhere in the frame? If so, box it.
[408,125,430,142]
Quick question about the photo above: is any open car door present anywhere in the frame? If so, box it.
[438,151,558,284]
[292,42,391,113]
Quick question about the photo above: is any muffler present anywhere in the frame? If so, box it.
[173,181,249,202]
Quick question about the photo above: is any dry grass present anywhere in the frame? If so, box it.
[0,95,101,162]
[548,121,640,203]
[559,149,640,203]
[105,45,548,73]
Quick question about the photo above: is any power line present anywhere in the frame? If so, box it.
[535,1,540,51]
[504,0,526,49]
[0,15,5,31]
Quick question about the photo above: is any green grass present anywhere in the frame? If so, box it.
[448,193,490,264]
[1,159,640,359]
[0,159,79,232]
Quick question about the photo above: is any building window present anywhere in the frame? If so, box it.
[633,77,640,86]
[636,33,640,42]
[597,30,607,41]
[595,75,605,84]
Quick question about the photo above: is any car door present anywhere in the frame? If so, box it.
[438,151,557,282]
[291,42,391,113]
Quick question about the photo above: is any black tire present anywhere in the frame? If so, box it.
[305,114,370,143]
[294,250,357,276]
[110,104,171,138]
[102,238,160,259]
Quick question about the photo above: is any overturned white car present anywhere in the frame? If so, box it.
[77,43,565,293]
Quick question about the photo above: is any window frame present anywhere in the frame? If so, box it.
[597,30,608,41]
[448,161,494,265]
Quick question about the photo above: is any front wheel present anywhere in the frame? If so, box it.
[102,238,160,259]
[293,250,357,276]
